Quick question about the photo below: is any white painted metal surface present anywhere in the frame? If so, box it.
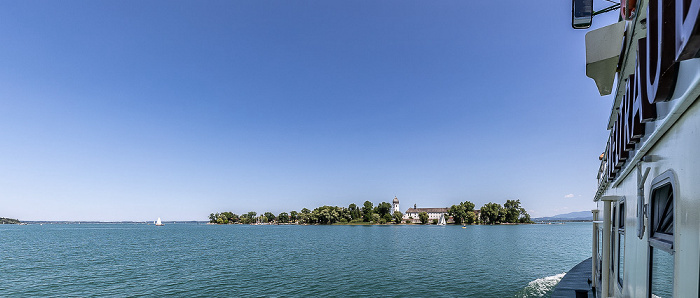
[585,21,625,96]
[585,0,700,297]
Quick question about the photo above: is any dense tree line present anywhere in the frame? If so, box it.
[1,217,21,224]
[211,199,532,225]
[209,200,404,225]
[448,199,532,224]
[448,201,477,224]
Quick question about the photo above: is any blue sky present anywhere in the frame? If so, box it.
[1,1,620,221]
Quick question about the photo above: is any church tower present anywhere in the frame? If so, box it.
[392,196,400,213]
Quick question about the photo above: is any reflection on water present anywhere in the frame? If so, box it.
[650,247,674,298]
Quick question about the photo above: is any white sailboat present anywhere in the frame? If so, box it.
[155,217,164,226]
[437,214,446,226]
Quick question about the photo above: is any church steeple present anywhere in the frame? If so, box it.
[392,196,400,213]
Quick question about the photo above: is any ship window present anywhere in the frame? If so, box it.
[597,226,603,283]
[648,171,675,298]
[611,204,616,271]
[650,248,673,298]
[649,184,673,250]
[617,200,625,287]
[598,226,603,259]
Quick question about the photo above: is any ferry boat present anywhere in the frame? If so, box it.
[571,0,700,297]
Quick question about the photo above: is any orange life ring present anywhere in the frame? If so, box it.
[621,0,637,20]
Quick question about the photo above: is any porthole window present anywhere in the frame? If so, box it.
[648,171,675,298]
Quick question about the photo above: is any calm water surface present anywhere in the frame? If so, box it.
[1,223,590,297]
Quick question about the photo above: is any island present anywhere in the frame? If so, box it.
[1,217,22,224]
[209,199,532,225]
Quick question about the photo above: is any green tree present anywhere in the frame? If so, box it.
[290,211,298,222]
[462,201,475,212]
[382,213,392,223]
[393,211,403,224]
[312,206,339,224]
[264,212,276,223]
[298,208,312,224]
[0,217,21,224]
[375,202,391,217]
[278,212,289,223]
[348,203,361,220]
[466,211,477,224]
[503,199,522,223]
[362,201,374,222]
[480,203,503,224]
[519,208,533,223]
[309,212,319,224]
[221,212,237,223]
[340,207,352,222]
[240,211,257,224]
[449,201,476,224]
[449,204,467,224]
[298,212,311,224]
[239,214,250,224]
[419,212,429,224]
[212,212,235,224]
[498,208,507,223]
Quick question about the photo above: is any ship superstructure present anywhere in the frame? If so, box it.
[575,0,700,297]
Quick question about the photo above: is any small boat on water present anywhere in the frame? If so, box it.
[155,217,164,226]
[437,214,446,226]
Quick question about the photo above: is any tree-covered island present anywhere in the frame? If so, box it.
[209,199,532,225]
[1,217,22,224]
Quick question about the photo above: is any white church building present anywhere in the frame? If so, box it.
[393,197,449,223]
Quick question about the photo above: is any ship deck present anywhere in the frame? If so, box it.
[551,257,595,298]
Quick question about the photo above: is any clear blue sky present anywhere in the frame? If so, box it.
[1,0,620,221]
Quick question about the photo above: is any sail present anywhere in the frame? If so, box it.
[156,217,163,225]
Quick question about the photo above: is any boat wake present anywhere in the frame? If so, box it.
[513,273,566,298]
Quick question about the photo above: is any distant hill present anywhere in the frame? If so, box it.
[534,211,593,222]
[1,217,21,224]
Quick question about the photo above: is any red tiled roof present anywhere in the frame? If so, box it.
[405,208,449,213]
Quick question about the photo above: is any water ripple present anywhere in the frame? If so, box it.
[0,223,590,297]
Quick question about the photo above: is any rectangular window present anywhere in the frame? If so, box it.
[598,227,603,283]
[617,201,625,287]
[611,205,616,271]
[650,247,673,298]
[598,227,603,257]
[648,171,674,298]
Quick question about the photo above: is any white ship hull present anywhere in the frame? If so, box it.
[581,1,700,297]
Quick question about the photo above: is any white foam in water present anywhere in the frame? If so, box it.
[513,272,566,298]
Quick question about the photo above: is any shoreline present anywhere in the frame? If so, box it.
[5,221,590,226]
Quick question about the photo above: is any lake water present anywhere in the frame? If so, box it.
[1,223,591,297]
